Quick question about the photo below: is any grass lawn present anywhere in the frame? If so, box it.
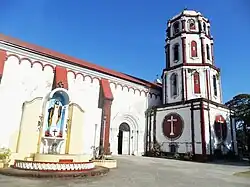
[234,171,250,177]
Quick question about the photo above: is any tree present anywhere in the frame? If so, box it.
[225,94,250,155]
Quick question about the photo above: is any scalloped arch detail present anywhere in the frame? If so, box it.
[6,54,55,71]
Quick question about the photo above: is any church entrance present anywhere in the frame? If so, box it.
[118,123,130,155]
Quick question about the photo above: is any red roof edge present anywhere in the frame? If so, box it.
[101,78,114,101]
[0,34,161,90]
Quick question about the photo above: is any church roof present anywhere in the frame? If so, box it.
[0,34,161,90]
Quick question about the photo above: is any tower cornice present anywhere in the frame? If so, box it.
[166,31,213,41]
[163,63,220,73]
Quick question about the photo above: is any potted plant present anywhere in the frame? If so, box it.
[0,148,11,168]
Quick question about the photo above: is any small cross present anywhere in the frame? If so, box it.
[167,116,177,135]
[53,129,57,136]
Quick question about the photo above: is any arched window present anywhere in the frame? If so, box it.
[206,44,210,60]
[170,73,178,97]
[191,41,197,57]
[213,75,217,96]
[208,26,211,36]
[188,19,196,30]
[193,72,201,94]
[203,22,206,33]
[173,44,179,62]
[173,21,180,35]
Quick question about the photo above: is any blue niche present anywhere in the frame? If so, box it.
[44,90,69,138]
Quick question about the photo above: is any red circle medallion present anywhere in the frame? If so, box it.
[162,113,184,140]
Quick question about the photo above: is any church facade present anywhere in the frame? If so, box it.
[0,34,161,162]
[145,10,237,160]
[0,10,236,163]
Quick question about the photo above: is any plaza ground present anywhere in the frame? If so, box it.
[0,155,249,187]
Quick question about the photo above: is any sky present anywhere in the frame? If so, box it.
[0,0,249,102]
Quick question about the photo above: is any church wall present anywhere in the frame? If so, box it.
[155,104,196,154]
[203,102,237,155]
[183,67,222,104]
[0,44,161,158]
[82,108,102,155]
[0,52,54,150]
[109,82,161,156]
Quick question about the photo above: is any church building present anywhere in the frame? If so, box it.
[0,9,236,163]
[145,10,237,160]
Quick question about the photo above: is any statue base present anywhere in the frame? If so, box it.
[11,153,94,172]
[34,153,92,163]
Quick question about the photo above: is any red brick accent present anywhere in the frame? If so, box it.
[103,100,112,154]
[201,37,205,64]
[211,43,214,64]
[184,69,188,100]
[100,78,113,154]
[205,70,210,100]
[181,37,186,64]
[191,41,197,57]
[200,101,206,157]
[59,159,73,163]
[52,65,68,90]
[100,79,113,100]
[193,72,201,94]
[0,49,7,77]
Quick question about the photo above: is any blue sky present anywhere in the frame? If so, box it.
[0,0,249,102]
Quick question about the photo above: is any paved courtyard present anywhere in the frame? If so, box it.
[0,155,249,187]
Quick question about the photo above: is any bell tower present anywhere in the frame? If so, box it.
[162,10,222,105]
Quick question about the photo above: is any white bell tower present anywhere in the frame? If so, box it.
[162,10,223,105]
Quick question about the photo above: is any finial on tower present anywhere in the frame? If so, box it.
[154,74,162,84]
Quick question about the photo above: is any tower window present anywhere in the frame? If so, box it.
[208,26,211,36]
[203,22,206,33]
[206,44,210,60]
[213,75,218,96]
[193,72,201,94]
[191,41,197,57]
[173,44,179,62]
[188,19,196,30]
[170,73,178,97]
[173,21,180,35]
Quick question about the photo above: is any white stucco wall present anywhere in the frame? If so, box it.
[163,68,183,104]
[169,37,183,67]
[154,100,237,156]
[208,69,222,103]
[155,104,196,154]
[0,53,54,148]
[163,66,222,105]
[203,102,237,155]
[109,82,161,156]
[0,43,161,157]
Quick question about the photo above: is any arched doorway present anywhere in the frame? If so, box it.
[118,122,130,155]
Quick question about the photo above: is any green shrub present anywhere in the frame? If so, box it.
[0,148,11,163]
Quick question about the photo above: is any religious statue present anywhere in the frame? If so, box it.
[45,100,62,137]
